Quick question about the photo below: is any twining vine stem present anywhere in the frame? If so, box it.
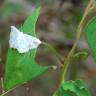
[60,0,95,85]
[42,42,64,64]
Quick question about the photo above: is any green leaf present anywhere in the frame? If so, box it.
[20,7,41,36]
[53,80,91,96]
[85,16,96,60]
[4,7,48,90]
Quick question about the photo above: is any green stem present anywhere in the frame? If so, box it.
[67,0,94,59]
[0,91,9,96]
[60,0,95,85]
[0,84,20,96]
[42,42,64,64]
[0,86,16,96]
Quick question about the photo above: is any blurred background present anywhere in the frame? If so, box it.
[0,0,96,96]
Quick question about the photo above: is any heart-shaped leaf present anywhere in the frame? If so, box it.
[61,80,91,96]
[53,80,91,96]
[4,7,48,90]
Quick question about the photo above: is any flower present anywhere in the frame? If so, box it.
[9,26,41,53]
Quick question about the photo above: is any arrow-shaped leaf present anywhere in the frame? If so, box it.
[4,7,48,90]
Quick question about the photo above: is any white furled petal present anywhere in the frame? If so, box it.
[9,26,41,53]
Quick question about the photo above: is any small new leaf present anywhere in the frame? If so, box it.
[73,51,88,60]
